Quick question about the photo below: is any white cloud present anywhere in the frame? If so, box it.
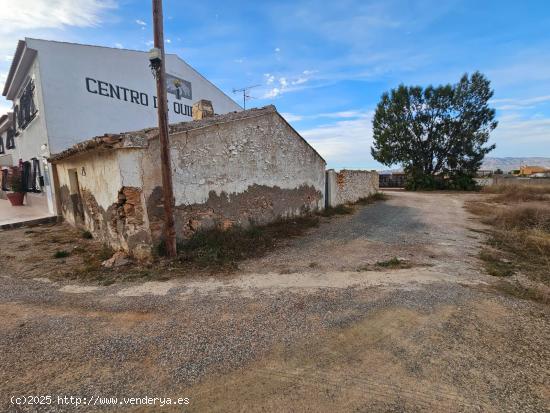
[274,47,280,53]
[491,94,550,111]
[280,112,303,122]
[135,19,146,26]
[260,70,317,99]
[166,38,171,44]
[299,112,377,167]
[492,113,550,152]
[263,87,281,98]
[0,0,116,34]
[114,42,123,48]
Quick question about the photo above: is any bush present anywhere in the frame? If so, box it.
[405,171,477,191]
[9,169,26,193]
[54,250,70,259]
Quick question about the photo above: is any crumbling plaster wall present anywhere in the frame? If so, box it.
[326,169,379,207]
[55,149,151,253]
[140,112,326,241]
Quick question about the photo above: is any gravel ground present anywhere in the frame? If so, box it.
[1,190,549,412]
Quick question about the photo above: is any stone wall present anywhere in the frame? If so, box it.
[326,169,379,207]
[141,109,326,242]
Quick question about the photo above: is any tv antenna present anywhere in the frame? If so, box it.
[232,84,260,109]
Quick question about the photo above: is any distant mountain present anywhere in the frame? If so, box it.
[481,157,550,172]
[377,157,550,173]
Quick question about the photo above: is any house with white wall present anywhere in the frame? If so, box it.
[1,38,242,215]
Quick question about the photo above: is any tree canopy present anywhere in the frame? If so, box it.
[371,72,497,189]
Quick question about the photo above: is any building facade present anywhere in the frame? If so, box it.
[49,106,326,258]
[1,38,242,214]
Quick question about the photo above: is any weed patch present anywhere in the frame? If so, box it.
[355,192,388,204]
[494,280,549,304]
[478,249,515,277]
[358,257,414,271]
[162,216,320,270]
[53,250,70,259]
[319,205,353,217]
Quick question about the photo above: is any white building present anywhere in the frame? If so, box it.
[1,38,242,214]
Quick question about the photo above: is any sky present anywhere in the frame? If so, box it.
[0,0,549,170]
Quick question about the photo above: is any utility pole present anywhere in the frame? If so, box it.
[151,0,177,257]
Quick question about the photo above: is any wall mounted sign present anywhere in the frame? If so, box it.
[166,74,192,100]
[85,76,193,117]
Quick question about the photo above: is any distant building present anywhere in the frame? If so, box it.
[0,113,15,169]
[520,165,549,176]
[1,38,241,214]
[379,172,407,188]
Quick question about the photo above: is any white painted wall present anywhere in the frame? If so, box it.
[167,112,326,208]
[28,38,241,154]
[5,57,54,212]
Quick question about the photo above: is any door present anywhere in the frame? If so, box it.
[67,169,85,224]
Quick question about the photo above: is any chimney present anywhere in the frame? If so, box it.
[192,100,214,120]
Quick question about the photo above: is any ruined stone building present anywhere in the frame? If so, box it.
[49,105,326,257]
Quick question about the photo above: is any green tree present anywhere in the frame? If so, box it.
[371,72,497,190]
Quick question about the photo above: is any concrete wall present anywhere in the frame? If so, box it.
[493,176,550,186]
[141,111,326,241]
[326,169,379,207]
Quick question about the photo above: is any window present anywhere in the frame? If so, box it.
[0,136,4,154]
[15,79,37,130]
[5,128,15,149]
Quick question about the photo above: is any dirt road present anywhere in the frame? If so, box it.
[1,191,548,412]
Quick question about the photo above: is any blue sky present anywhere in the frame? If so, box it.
[1,0,549,169]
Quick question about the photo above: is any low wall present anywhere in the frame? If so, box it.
[493,176,550,186]
[326,169,379,207]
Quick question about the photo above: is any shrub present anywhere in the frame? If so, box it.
[54,250,70,259]
[9,169,26,193]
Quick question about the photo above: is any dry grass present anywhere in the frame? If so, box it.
[483,205,550,232]
[355,192,389,205]
[481,184,550,202]
[467,184,550,301]
[319,204,354,217]
[357,257,415,272]
[172,215,320,270]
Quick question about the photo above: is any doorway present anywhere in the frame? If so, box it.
[67,168,84,224]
